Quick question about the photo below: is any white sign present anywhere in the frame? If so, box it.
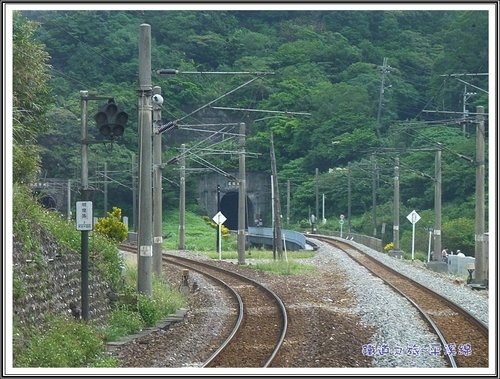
[406,210,421,225]
[406,210,420,261]
[76,201,93,231]
[212,211,227,225]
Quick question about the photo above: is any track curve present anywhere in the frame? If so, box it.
[163,254,288,367]
[118,243,288,368]
[312,235,488,368]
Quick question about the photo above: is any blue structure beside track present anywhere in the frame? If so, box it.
[247,226,309,250]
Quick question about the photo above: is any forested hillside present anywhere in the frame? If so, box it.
[16,9,489,252]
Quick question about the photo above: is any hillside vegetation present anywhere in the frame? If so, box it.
[13,9,489,255]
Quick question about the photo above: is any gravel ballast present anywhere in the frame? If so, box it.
[109,239,490,373]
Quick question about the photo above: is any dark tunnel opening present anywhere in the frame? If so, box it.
[219,191,254,230]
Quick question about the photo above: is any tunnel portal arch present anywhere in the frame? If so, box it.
[219,191,254,230]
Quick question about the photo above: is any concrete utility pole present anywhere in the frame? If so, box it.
[67,179,71,220]
[433,145,442,261]
[392,156,401,253]
[322,193,325,224]
[237,122,246,265]
[286,180,290,226]
[376,57,391,139]
[137,24,152,295]
[474,106,487,285]
[216,184,221,252]
[371,154,377,237]
[178,144,186,250]
[132,153,137,232]
[347,162,352,235]
[80,90,90,321]
[315,168,319,225]
[103,161,108,214]
[462,84,477,136]
[152,85,163,276]
[270,131,283,259]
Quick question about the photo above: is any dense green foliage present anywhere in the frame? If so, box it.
[16,9,489,256]
[12,12,53,184]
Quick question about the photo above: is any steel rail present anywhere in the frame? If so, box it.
[313,235,488,368]
[117,243,287,368]
[164,253,288,368]
[162,256,244,368]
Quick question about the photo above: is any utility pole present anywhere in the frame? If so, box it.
[270,131,283,259]
[322,193,325,224]
[216,184,220,252]
[462,84,477,136]
[137,24,152,295]
[237,122,246,265]
[132,153,137,232]
[178,144,186,250]
[433,145,442,261]
[103,161,108,214]
[152,85,163,276]
[371,154,377,237]
[392,156,401,254]
[67,179,71,220]
[474,106,487,285]
[347,162,352,235]
[286,180,290,226]
[79,90,90,321]
[315,168,319,225]
[376,57,391,139]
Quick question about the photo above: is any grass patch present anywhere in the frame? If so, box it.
[162,210,236,252]
[15,317,118,368]
[246,259,317,275]
[118,260,187,328]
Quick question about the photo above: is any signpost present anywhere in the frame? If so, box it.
[76,201,93,231]
[76,200,93,321]
[212,211,227,260]
[406,210,421,261]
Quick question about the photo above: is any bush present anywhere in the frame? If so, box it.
[94,207,128,243]
[16,317,107,367]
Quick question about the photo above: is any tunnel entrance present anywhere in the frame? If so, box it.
[219,191,254,230]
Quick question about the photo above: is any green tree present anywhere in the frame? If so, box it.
[442,217,475,257]
[12,12,53,184]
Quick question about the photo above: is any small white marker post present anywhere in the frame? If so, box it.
[212,211,227,261]
[406,210,421,261]
[427,227,433,262]
[339,214,345,238]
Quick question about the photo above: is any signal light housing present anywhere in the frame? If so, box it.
[94,99,128,139]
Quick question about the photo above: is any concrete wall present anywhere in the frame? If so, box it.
[327,231,383,252]
[197,172,271,229]
[13,225,114,331]
[447,255,476,278]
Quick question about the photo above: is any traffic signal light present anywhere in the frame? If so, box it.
[94,99,128,139]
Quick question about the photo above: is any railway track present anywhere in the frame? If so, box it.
[118,243,288,368]
[312,235,489,368]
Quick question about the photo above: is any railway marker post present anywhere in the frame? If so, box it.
[213,211,227,260]
[406,210,421,261]
[339,214,345,238]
